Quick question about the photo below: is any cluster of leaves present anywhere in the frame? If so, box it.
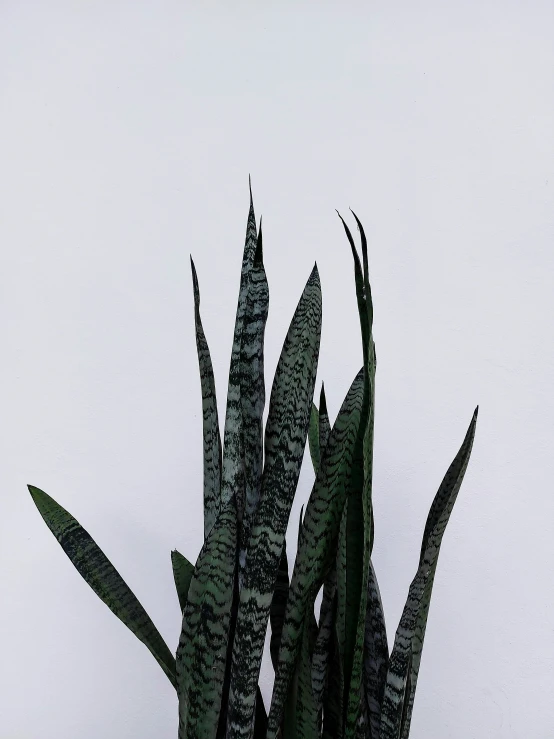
[29,185,477,738]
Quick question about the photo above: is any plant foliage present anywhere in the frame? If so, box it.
[29,183,478,738]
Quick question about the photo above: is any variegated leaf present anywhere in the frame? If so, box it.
[238,222,269,589]
[177,498,237,738]
[190,257,222,538]
[171,549,195,614]
[28,485,177,688]
[379,408,478,739]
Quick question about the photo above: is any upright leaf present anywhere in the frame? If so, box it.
[238,223,270,588]
[171,549,195,614]
[364,558,389,738]
[28,485,177,688]
[318,383,331,456]
[379,408,478,739]
[308,403,321,474]
[190,258,222,538]
[226,265,322,739]
[220,182,258,516]
[176,499,237,738]
[270,545,290,670]
[267,369,365,739]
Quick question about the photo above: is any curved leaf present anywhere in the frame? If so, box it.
[190,258,222,539]
[379,407,479,739]
[28,485,177,688]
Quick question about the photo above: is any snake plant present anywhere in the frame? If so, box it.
[28,183,478,738]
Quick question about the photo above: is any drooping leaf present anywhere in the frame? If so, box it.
[190,258,222,539]
[171,549,195,614]
[28,485,177,688]
[379,408,479,739]
[238,221,270,589]
[267,368,365,739]
[226,265,322,739]
[220,181,258,517]
[176,498,237,739]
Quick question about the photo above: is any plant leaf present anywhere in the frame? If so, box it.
[238,221,270,589]
[318,383,331,456]
[190,257,222,539]
[220,183,258,516]
[171,549,195,614]
[28,485,177,688]
[311,555,337,727]
[226,264,322,739]
[308,403,321,474]
[267,368,365,738]
[270,544,290,670]
[176,498,237,738]
[379,407,479,739]
[364,558,389,738]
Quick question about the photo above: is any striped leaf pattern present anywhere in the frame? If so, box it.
[176,498,238,739]
[363,558,389,738]
[190,257,222,538]
[238,223,269,589]
[171,549,195,614]
[379,408,479,739]
[267,368,365,738]
[220,182,258,515]
[226,265,322,739]
[27,485,177,688]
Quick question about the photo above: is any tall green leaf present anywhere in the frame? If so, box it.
[220,181,258,517]
[267,368,365,739]
[308,403,321,474]
[238,222,269,589]
[226,265,322,739]
[190,258,222,539]
[364,558,389,738]
[28,485,177,688]
[171,549,195,614]
[176,498,238,739]
[270,545,290,670]
[379,408,478,739]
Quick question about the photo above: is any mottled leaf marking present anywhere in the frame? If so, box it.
[171,549,195,614]
[379,408,478,739]
[28,485,177,688]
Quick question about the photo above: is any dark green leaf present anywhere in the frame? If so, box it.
[270,545,290,670]
[190,258,222,539]
[28,485,177,688]
[379,408,478,739]
[176,498,237,738]
[308,403,321,474]
[171,549,194,614]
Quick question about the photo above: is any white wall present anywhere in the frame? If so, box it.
[1,3,553,737]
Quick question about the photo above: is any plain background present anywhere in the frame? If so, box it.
[1,3,553,738]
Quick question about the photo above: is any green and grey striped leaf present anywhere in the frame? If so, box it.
[220,183,258,516]
[322,616,344,739]
[226,265,322,739]
[364,558,389,738]
[28,485,177,688]
[176,498,237,739]
[171,549,195,614]
[318,384,331,458]
[190,258,222,538]
[267,368,365,739]
[311,555,337,727]
[308,403,321,474]
[270,544,290,670]
[292,613,320,739]
[238,222,269,589]
[379,407,478,739]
